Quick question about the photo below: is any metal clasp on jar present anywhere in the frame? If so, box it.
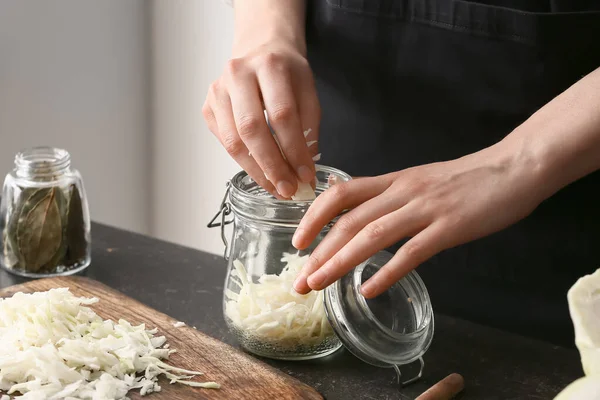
[207,181,234,260]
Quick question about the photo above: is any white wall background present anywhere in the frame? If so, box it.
[151,0,239,254]
[0,0,151,235]
[0,0,238,255]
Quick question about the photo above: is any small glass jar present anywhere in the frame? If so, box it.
[0,147,92,278]
[210,165,434,384]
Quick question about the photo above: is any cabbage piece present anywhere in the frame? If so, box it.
[555,376,600,400]
[568,268,600,376]
[554,268,600,400]
[291,183,316,201]
[273,128,318,201]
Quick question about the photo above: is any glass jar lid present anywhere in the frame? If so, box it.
[324,251,434,379]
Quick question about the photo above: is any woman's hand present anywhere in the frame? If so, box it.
[292,142,549,298]
[291,66,600,298]
[203,0,318,199]
[202,41,320,199]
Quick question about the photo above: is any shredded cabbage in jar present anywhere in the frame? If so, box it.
[224,252,334,348]
[0,288,219,399]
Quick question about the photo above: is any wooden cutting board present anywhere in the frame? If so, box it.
[0,276,323,400]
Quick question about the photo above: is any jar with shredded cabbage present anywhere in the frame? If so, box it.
[210,165,351,360]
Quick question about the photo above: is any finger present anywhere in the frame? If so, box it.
[226,63,298,198]
[306,203,427,292]
[360,221,449,298]
[295,67,321,160]
[293,176,392,250]
[293,193,403,294]
[258,60,315,184]
[415,374,465,400]
[207,82,279,197]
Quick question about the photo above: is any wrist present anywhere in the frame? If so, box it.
[492,128,561,204]
[497,67,600,202]
[475,133,552,208]
[232,0,307,57]
[232,29,306,58]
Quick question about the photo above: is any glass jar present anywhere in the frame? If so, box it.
[210,165,434,384]
[213,165,352,360]
[0,147,92,278]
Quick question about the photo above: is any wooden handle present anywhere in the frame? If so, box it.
[415,373,465,400]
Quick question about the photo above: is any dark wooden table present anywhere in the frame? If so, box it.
[0,223,583,400]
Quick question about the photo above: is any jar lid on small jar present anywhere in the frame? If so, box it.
[323,251,434,383]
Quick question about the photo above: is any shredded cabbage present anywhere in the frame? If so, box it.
[269,127,317,201]
[291,183,317,201]
[292,128,318,201]
[0,288,219,399]
[224,252,334,349]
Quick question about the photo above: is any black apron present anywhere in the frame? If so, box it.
[305,0,600,347]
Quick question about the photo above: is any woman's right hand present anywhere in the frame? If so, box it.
[202,40,320,199]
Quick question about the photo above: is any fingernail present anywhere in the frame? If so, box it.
[307,270,328,289]
[276,180,295,198]
[297,165,314,183]
[292,228,305,248]
[293,274,306,292]
[361,282,377,298]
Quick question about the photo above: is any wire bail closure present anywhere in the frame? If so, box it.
[394,357,425,387]
[207,181,233,260]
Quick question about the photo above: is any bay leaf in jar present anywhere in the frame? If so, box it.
[39,188,69,273]
[64,184,87,265]
[15,187,66,272]
[5,187,38,260]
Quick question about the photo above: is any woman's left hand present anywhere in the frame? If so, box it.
[292,141,550,298]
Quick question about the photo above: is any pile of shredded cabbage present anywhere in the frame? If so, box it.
[0,288,219,400]
[224,252,334,348]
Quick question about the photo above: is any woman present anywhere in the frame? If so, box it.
[203,0,600,347]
